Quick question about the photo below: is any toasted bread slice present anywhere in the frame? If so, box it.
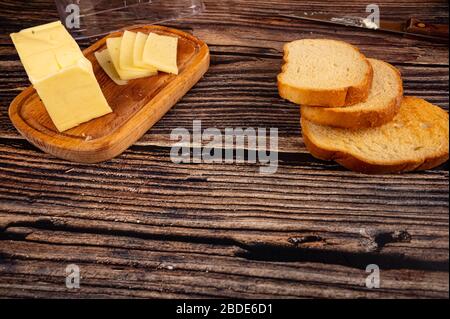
[301,59,403,129]
[278,39,373,108]
[301,97,449,174]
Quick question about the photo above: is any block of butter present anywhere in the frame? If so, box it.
[10,21,112,132]
[143,33,179,75]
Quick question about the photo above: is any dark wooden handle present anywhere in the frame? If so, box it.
[406,18,449,38]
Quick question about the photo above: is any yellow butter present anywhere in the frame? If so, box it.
[10,21,112,132]
[107,37,156,81]
[143,33,179,75]
[95,50,128,86]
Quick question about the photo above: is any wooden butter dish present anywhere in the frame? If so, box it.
[9,25,210,163]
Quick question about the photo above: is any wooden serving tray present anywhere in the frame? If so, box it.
[9,25,210,163]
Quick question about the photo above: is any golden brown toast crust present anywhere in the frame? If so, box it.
[278,40,373,108]
[303,131,449,174]
[301,97,449,174]
[300,60,403,129]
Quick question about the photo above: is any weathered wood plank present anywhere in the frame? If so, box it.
[0,1,448,155]
[0,141,448,267]
[0,230,448,298]
[0,0,448,299]
[0,63,448,153]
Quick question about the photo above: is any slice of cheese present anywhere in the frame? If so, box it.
[34,58,112,132]
[10,21,80,59]
[11,21,84,83]
[107,37,156,81]
[119,31,136,70]
[95,49,128,86]
[10,21,112,132]
[133,32,158,69]
[143,33,179,75]
[120,31,157,75]
[54,45,85,69]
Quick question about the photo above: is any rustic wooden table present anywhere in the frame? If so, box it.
[0,0,448,299]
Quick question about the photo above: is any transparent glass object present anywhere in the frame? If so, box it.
[55,0,204,39]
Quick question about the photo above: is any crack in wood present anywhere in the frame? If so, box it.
[1,219,446,272]
[360,228,412,253]
[234,243,448,272]
[288,235,324,246]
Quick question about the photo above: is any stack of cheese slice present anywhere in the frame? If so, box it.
[96,31,179,85]
[11,21,112,132]
[278,39,449,174]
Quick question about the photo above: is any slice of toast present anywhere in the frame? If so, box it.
[301,59,403,129]
[301,97,449,174]
[278,39,373,108]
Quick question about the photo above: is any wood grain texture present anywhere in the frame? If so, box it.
[0,0,449,299]
[9,25,210,163]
